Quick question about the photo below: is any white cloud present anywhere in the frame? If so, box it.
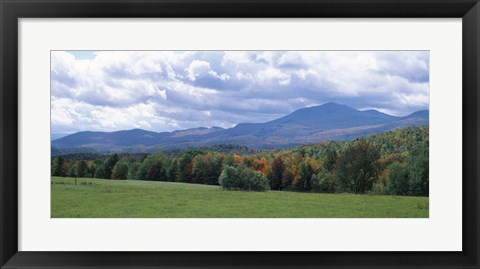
[187,60,230,82]
[186,60,211,81]
[221,51,252,66]
[51,51,430,133]
[277,51,305,68]
[257,67,291,85]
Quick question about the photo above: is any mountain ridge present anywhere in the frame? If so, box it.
[52,103,428,153]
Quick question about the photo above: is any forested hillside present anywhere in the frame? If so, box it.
[51,126,429,196]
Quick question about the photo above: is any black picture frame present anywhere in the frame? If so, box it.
[1,0,479,268]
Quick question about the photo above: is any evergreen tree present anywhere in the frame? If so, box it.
[76,160,89,177]
[51,156,66,177]
[103,154,119,179]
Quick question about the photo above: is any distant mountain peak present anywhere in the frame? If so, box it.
[302,102,355,113]
[320,102,348,107]
[52,103,429,153]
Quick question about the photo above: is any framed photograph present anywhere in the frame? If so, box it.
[1,0,479,268]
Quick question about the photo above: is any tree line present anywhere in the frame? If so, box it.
[51,126,429,196]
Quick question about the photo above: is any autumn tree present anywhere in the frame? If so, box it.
[253,157,270,175]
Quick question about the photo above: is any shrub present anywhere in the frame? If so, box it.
[219,165,269,191]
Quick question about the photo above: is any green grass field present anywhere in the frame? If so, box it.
[51,177,429,218]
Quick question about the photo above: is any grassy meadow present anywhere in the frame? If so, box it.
[51,177,429,218]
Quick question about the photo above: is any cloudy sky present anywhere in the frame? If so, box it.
[51,51,429,134]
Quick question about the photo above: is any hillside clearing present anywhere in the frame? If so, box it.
[51,177,428,218]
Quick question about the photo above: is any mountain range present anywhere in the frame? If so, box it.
[51,102,429,154]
